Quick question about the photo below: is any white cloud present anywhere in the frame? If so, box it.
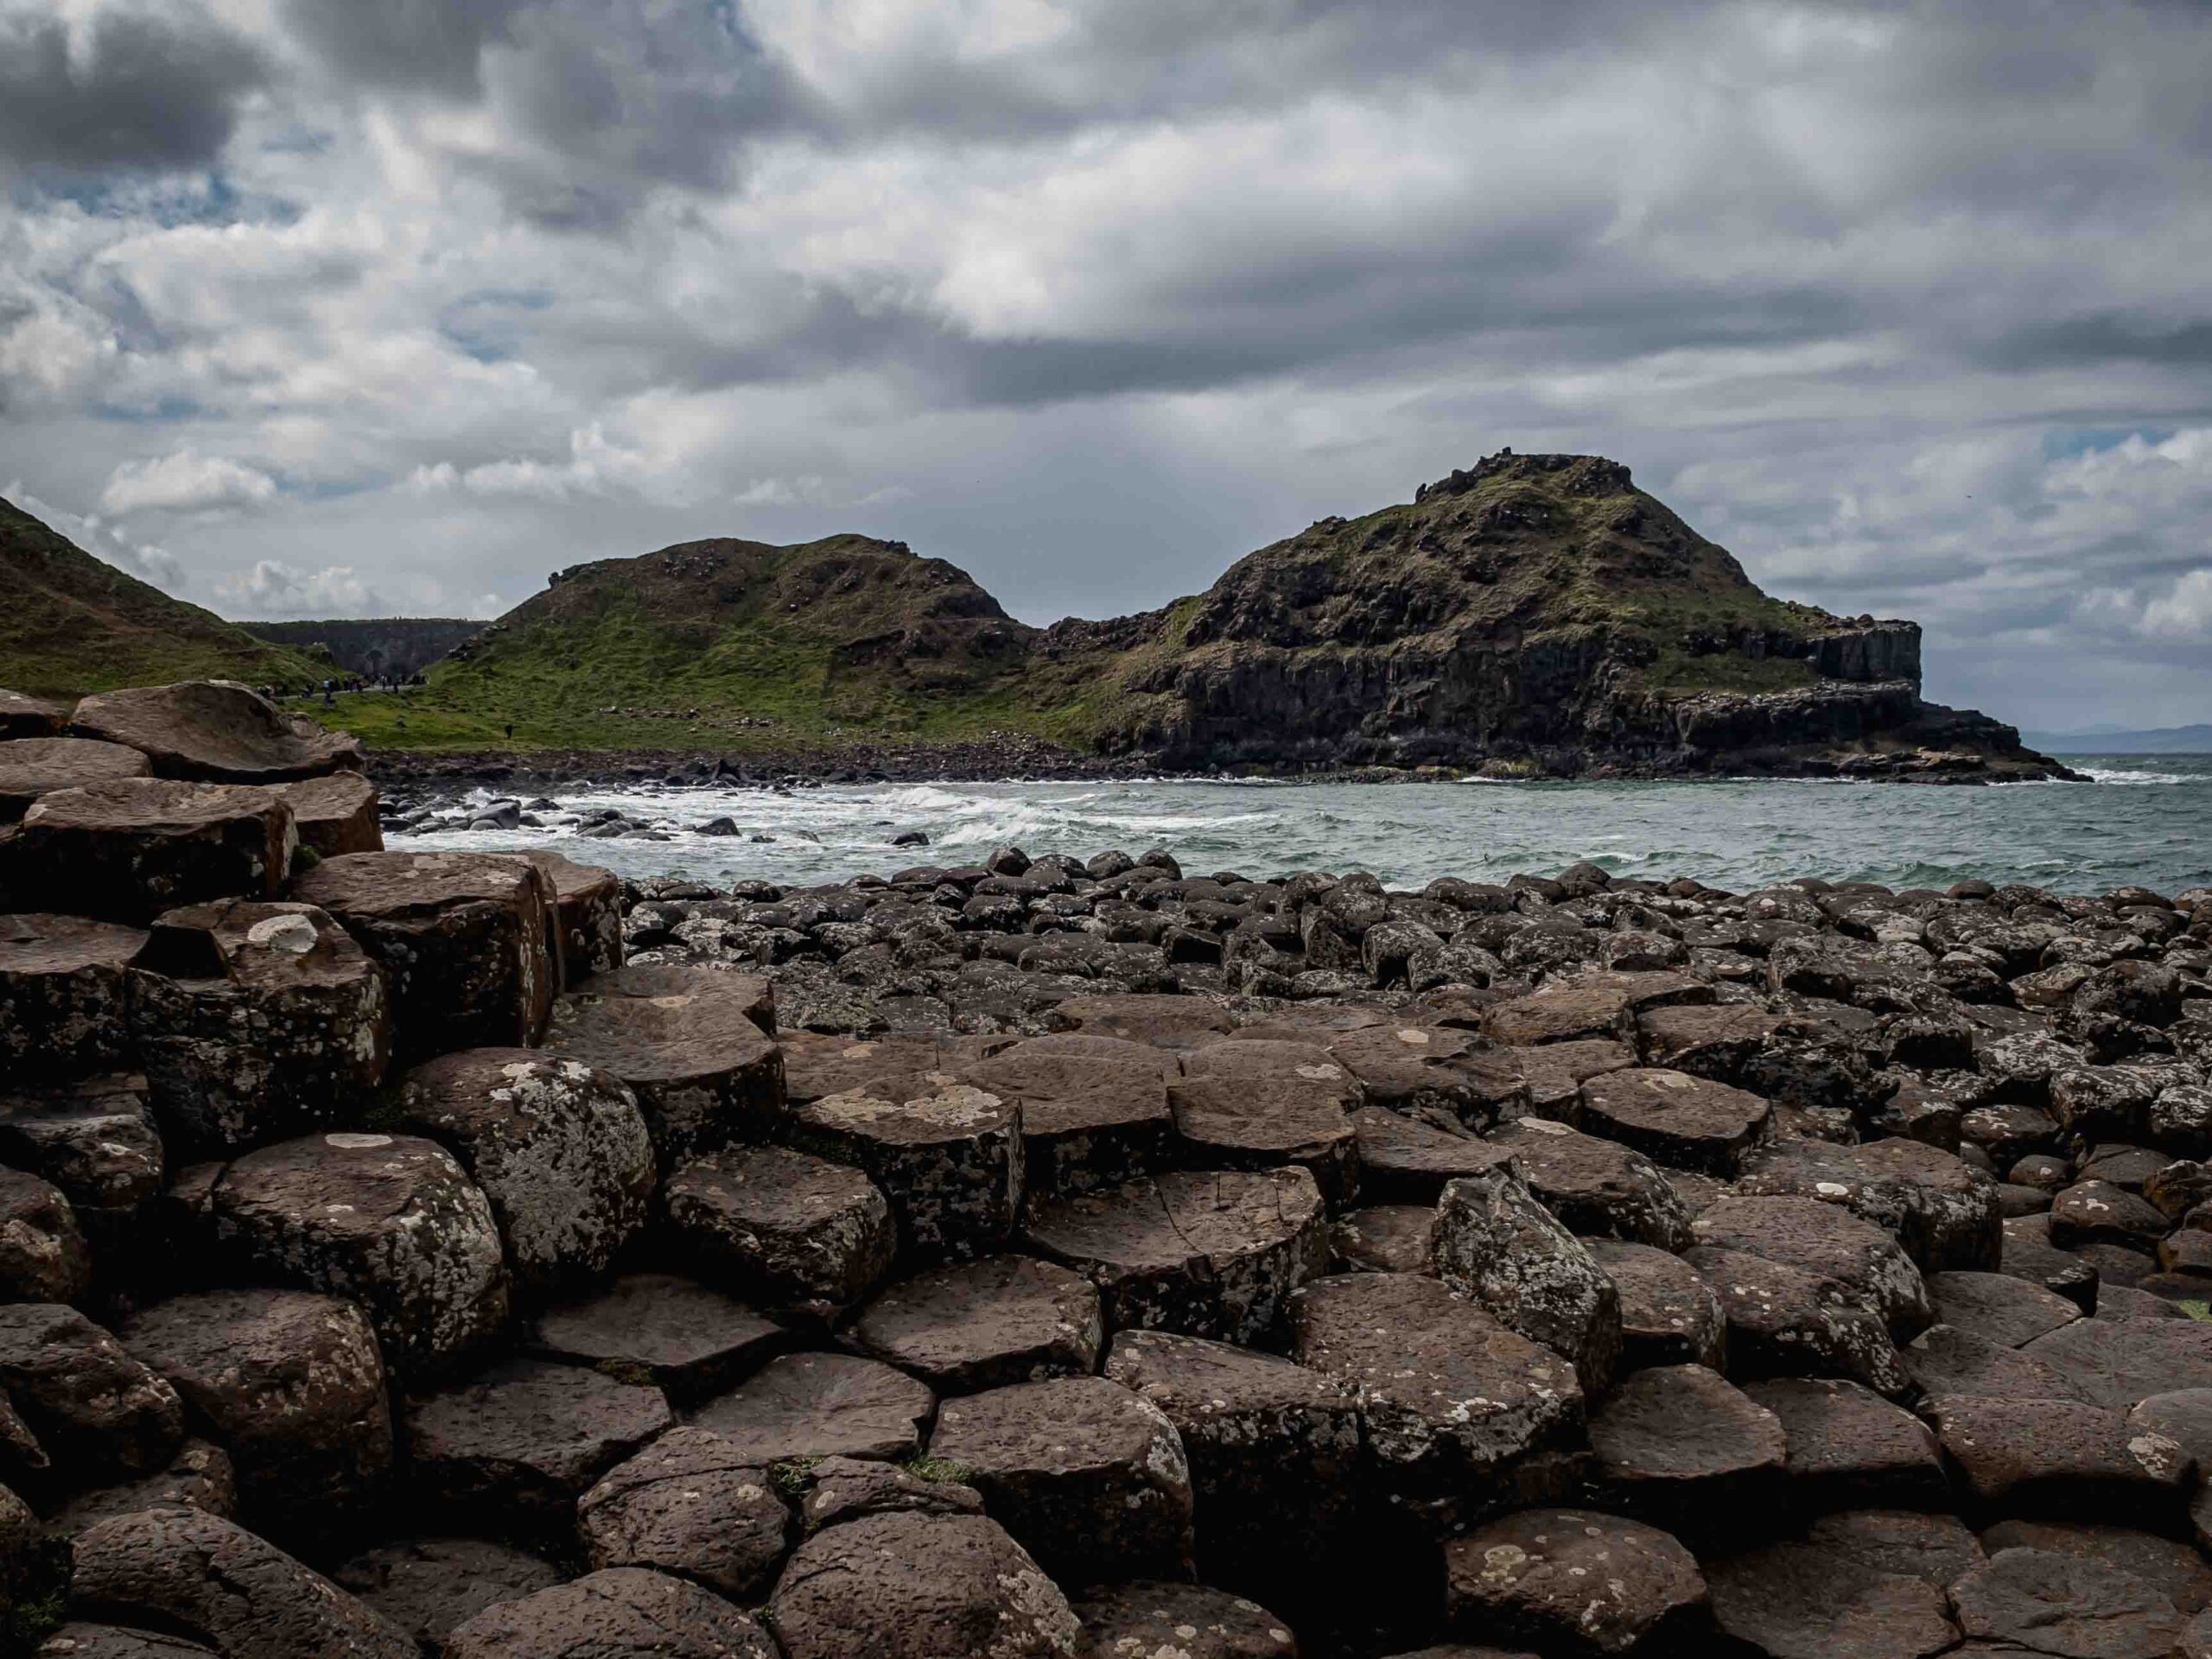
[214,558,382,617]
[99,449,278,514]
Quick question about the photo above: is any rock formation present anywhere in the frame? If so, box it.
[7,678,2212,1657]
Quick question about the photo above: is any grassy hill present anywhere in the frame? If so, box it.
[0,496,327,698]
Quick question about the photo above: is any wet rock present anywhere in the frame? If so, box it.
[767,1509,1080,1659]
[1287,1272,1586,1532]
[512,849,624,977]
[445,1567,778,1659]
[930,1375,1195,1581]
[531,1273,783,1403]
[1586,1239,1726,1371]
[1681,1246,1911,1396]
[1734,1136,2000,1272]
[291,850,555,1058]
[788,1082,1021,1262]
[396,1048,653,1295]
[690,1351,934,1465]
[1443,1508,1707,1656]
[1693,1195,1933,1338]
[1703,1537,1958,1659]
[1484,1117,1694,1249]
[660,1143,895,1321]
[2020,1319,2212,1409]
[0,1304,182,1481]
[1745,1377,1946,1510]
[207,1132,510,1380]
[66,1507,413,1659]
[1072,1582,1297,1659]
[270,772,381,858]
[1929,1395,2192,1518]
[960,1033,1174,1197]
[1103,1328,1360,1599]
[331,1537,562,1652]
[577,1426,790,1597]
[127,899,389,1154]
[1575,1068,1770,1176]
[0,1168,92,1304]
[1332,1204,1438,1274]
[1024,1167,1327,1345]
[1950,1547,2183,1658]
[547,964,785,1164]
[1350,1105,1513,1203]
[1171,1039,1358,1202]
[1435,1167,1622,1390]
[16,779,295,923]
[68,681,364,783]
[404,1356,671,1537]
[853,1255,1101,1392]
[1586,1363,1786,1544]
[0,913,141,1080]
[116,1288,390,1535]
[1928,1270,2084,1349]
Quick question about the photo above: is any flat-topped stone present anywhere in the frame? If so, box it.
[1444,1508,1707,1656]
[660,1143,894,1319]
[0,1302,183,1480]
[1587,1238,1726,1371]
[1929,1395,2193,1517]
[291,850,555,1058]
[0,737,149,823]
[1072,1582,1297,1659]
[1704,1536,1959,1659]
[1683,1245,1911,1396]
[1587,1363,1788,1544]
[0,912,143,1080]
[0,1074,162,1260]
[69,681,364,782]
[331,1537,562,1653]
[269,772,380,857]
[787,1081,1020,1261]
[1746,1376,1947,1510]
[510,849,624,976]
[128,898,390,1154]
[1324,1023,1525,1127]
[1735,1135,2000,1272]
[1024,1166,1327,1345]
[1171,1038,1358,1201]
[690,1351,934,1465]
[1351,1104,1514,1203]
[1484,1116,1694,1249]
[0,1166,92,1304]
[1052,992,1233,1048]
[531,1273,783,1403]
[16,778,295,922]
[0,689,67,739]
[444,1567,778,1659]
[1332,1203,1439,1274]
[1576,1066,1771,1176]
[852,1254,1101,1392]
[2020,1319,2212,1410]
[1951,1547,2185,1657]
[963,1032,1174,1194]
[1928,1270,2085,1350]
[1694,1194,1934,1338]
[576,1427,789,1598]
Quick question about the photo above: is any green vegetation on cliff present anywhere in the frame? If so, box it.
[0,496,327,697]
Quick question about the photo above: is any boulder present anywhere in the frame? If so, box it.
[0,1304,182,1481]
[1024,1167,1328,1345]
[1929,1395,2192,1518]
[547,965,785,1164]
[1681,1245,1911,1396]
[1350,1105,1513,1204]
[15,779,294,923]
[659,1144,895,1321]
[66,1507,414,1659]
[1324,1024,1526,1128]
[206,1132,510,1380]
[331,1537,562,1653]
[0,913,142,1079]
[1575,1067,1770,1176]
[963,1033,1175,1196]
[1072,1583,1298,1659]
[1693,1195,1933,1338]
[1586,1363,1787,1544]
[1734,1136,2000,1272]
[512,850,624,977]
[1434,1168,1622,1391]
[786,1082,1020,1262]
[1585,1239,1726,1371]
[0,1076,164,1264]
[0,1168,92,1304]
[289,850,555,1058]
[1482,1117,1694,1249]
[126,899,390,1154]
[116,1288,390,1535]
[268,772,381,858]
[766,1510,1080,1659]
[0,690,66,740]
[1287,1272,1586,1532]
[68,682,364,783]
[853,1255,1101,1393]
[404,1357,671,1537]
[1443,1508,1707,1656]
[690,1351,934,1465]
[396,1049,654,1295]
[445,1567,778,1659]
[930,1375,1195,1582]
[577,1427,790,1598]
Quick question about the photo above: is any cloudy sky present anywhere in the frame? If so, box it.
[3,0,2209,730]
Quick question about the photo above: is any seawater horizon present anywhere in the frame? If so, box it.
[391,753,2212,897]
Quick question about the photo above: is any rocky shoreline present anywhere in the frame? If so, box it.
[1,678,2207,1659]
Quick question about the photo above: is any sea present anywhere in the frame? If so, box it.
[397,755,2212,897]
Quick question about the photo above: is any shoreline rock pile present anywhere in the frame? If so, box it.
[2,679,2212,1657]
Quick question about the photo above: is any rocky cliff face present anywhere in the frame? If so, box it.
[1040,452,2064,781]
[240,619,486,680]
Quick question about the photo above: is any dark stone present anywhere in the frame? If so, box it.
[2021,1319,2212,1410]
[511,850,624,977]
[1443,1508,1707,1656]
[853,1255,1101,1392]
[1929,1395,2192,1518]
[1734,1136,2000,1272]
[1586,1363,1786,1544]
[659,1144,895,1321]
[530,1273,783,1403]
[1332,1205,1438,1274]
[331,1537,562,1652]
[1586,1239,1726,1370]
[1745,1377,1947,1510]
[1171,1039,1357,1202]
[1575,1067,1770,1176]
[444,1567,778,1658]
[1928,1270,2084,1349]
[964,1033,1174,1196]
[16,779,295,923]
[1434,1167,1622,1391]
[576,1426,790,1598]
[68,681,364,783]
[0,1076,163,1265]
[1980,1520,2212,1616]
[0,1169,91,1304]
[1072,1582,1298,1659]
[270,772,381,858]
[1703,1537,1958,1659]
[690,1351,934,1465]
[1950,1547,2183,1658]
[0,737,152,823]
[1350,1105,1513,1205]
[1681,1245,1910,1396]
[1483,1117,1694,1249]
[0,1303,183,1481]
[0,913,141,1080]
[787,1080,1021,1262]
[1694,1195,1933,1338]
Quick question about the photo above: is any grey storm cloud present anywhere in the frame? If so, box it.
[0,3,266,173]
[2,0,2211,730]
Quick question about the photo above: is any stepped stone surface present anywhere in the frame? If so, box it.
[16,779,295,922]
[854,1254,1102,1391]
[1443,1508,1707,1655]
[0,737,149,823]
[270,771,381,857]
[576,1426,790,1596]
[788,1080,1021,1261]
[68,681,364,783]
[963,1032,1174,1195]
[690,1351,934,1464]
[444,1567,779,1658]
[512,848,624,975]
[530,1272,783,1401]
[660,1142,895,1319]
[0,912,141,1077]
